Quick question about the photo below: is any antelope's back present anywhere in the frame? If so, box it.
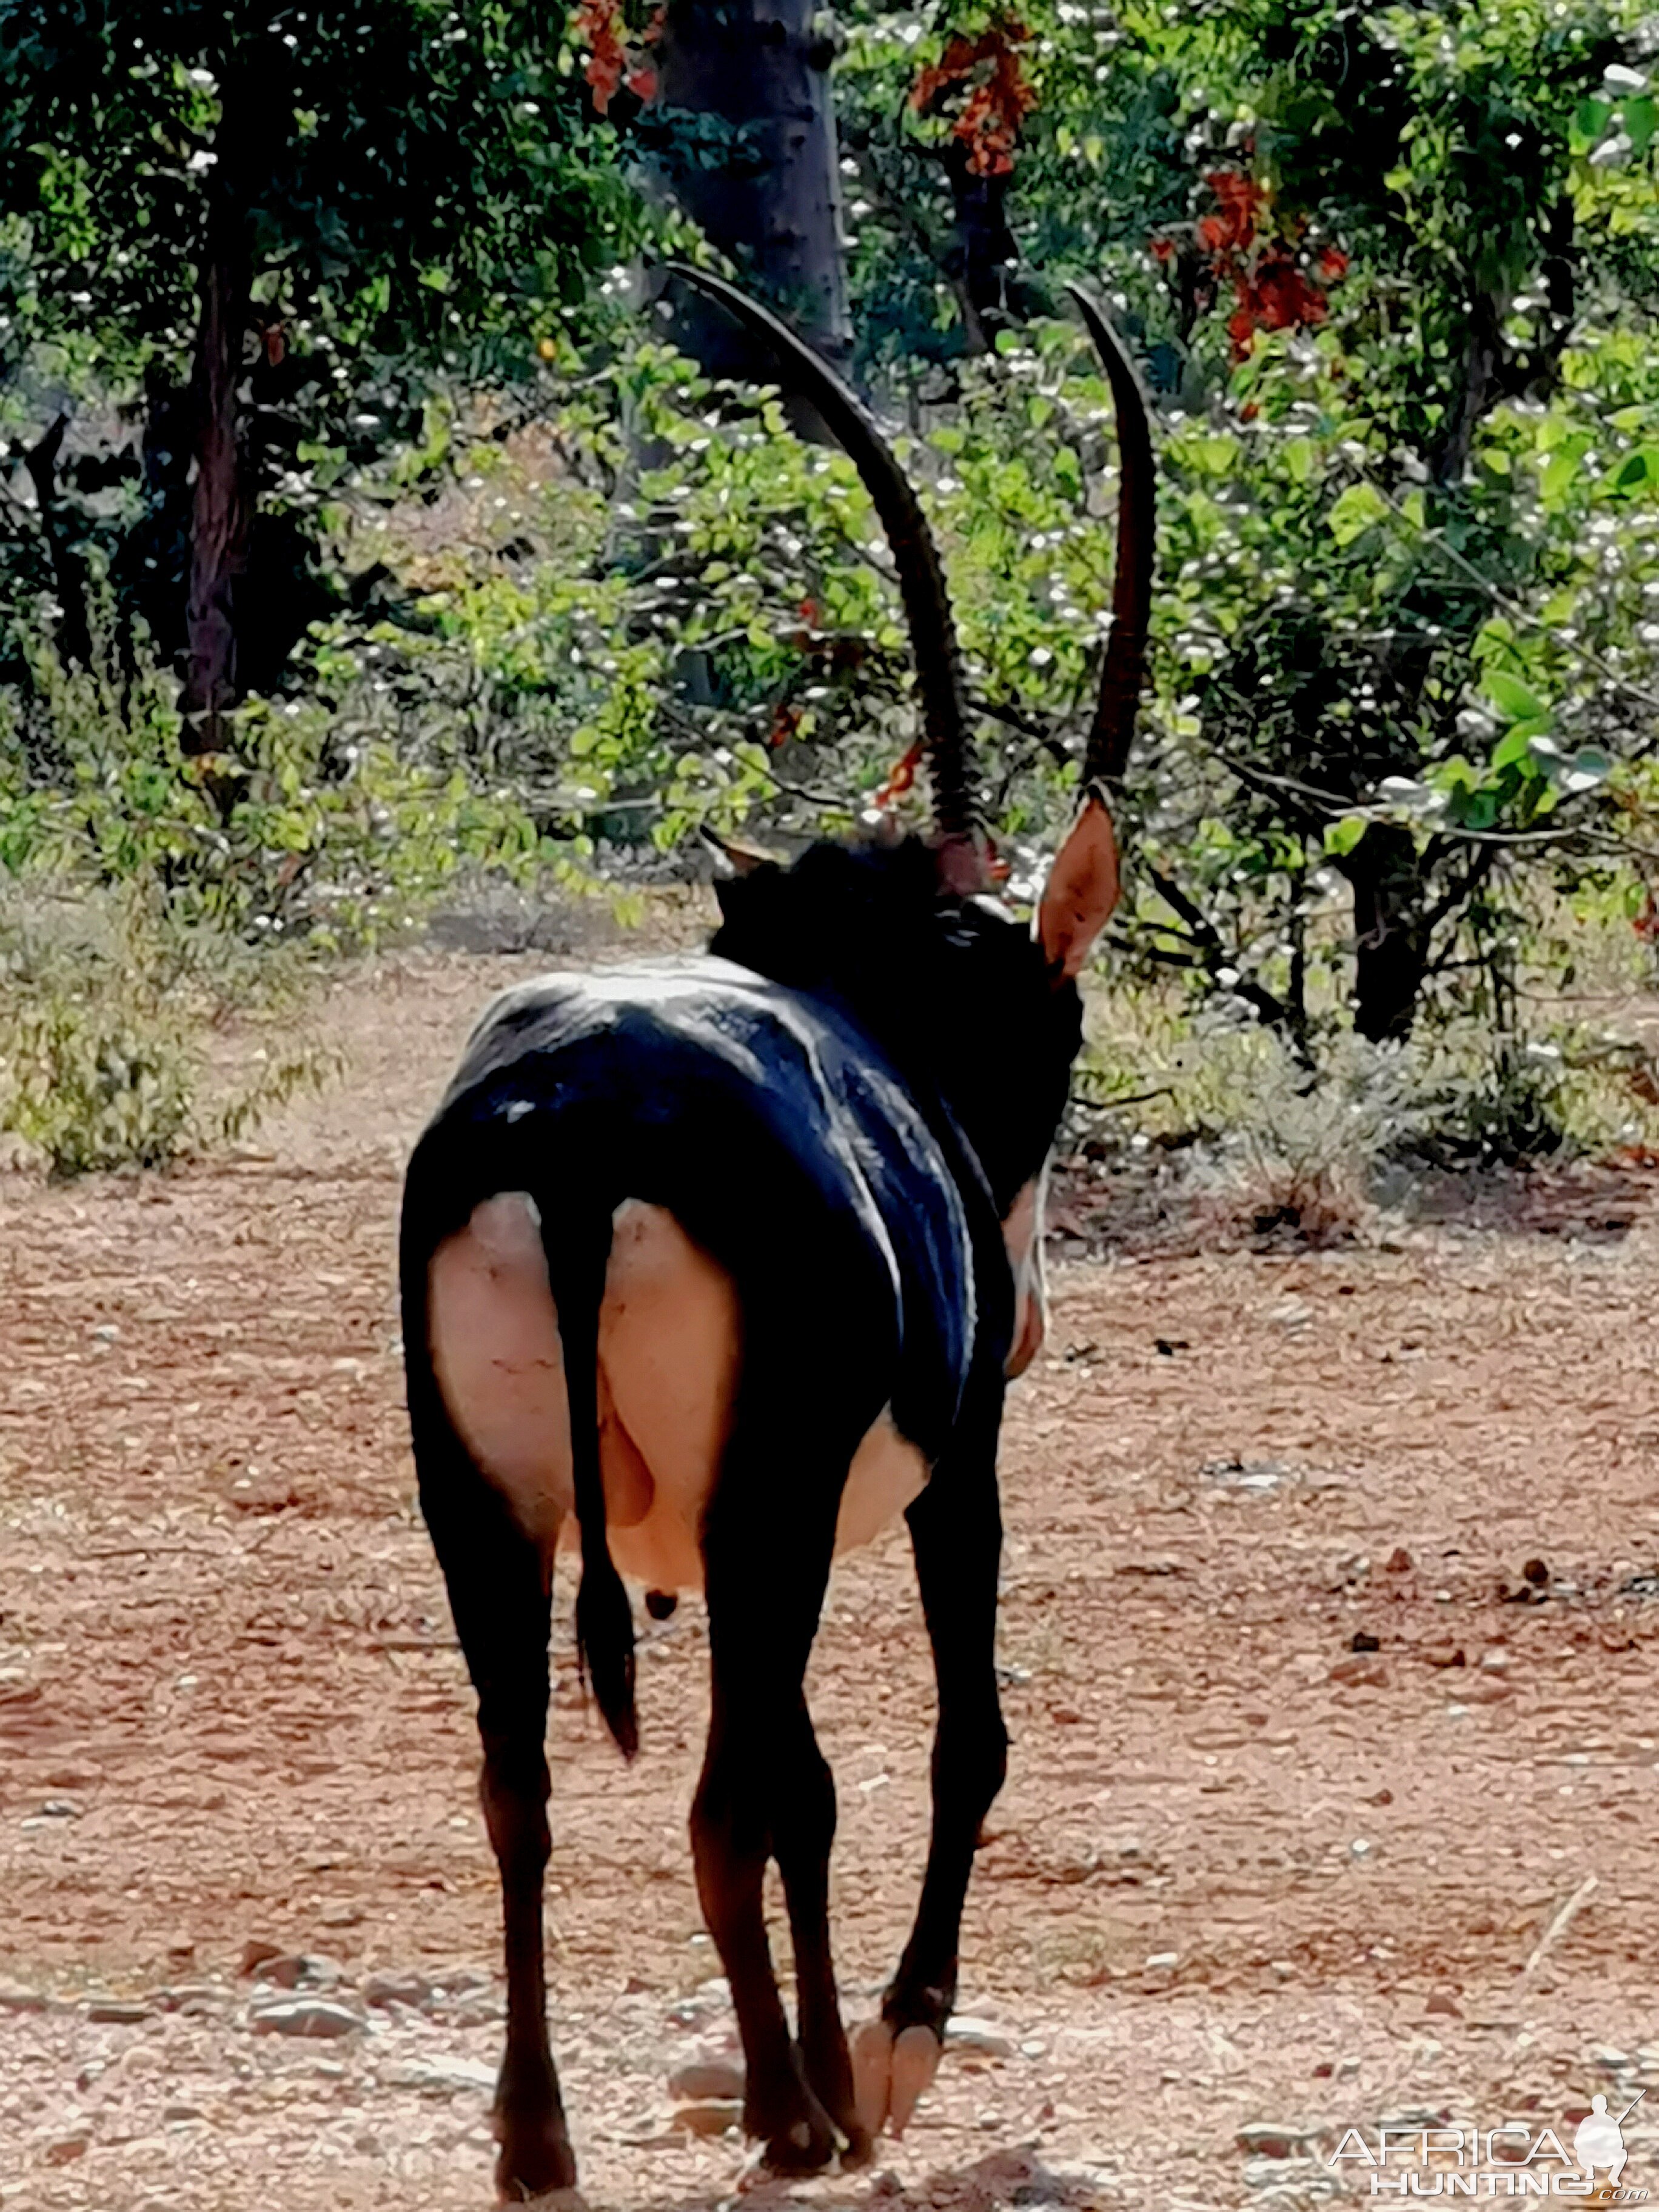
[401,957,990,1469]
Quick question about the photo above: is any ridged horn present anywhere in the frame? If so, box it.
[662,261,982,851]
[1064,284,1155,788]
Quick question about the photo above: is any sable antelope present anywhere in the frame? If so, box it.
[399,266,1154,2203]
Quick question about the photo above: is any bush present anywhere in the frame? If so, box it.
[0,641,589,1174]
[0,883,332,1177]
[1068,934,1659,1244]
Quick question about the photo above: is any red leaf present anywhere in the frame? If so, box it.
[573,0,649,115]
[874,742,924,809]
[913,15,1035,175]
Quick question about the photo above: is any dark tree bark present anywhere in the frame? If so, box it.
[1339,224,1580,1042]
[939,139,1017,354]
[181,221,253,751]
[1342,824,1435,1044]
[653,0,851,378]
[22,415,93,669]
[1434,289,1503,490]
[179,43,285,755]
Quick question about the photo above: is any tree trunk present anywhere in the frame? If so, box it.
[181,229,253,752]
[940,139,1017,354]
[1336,283,1512,1037]
[22,415,93,670]
[653,0,851,380]
[179,46,282,756]
[1342,825,1434,1044]
[1434,289,1503,488]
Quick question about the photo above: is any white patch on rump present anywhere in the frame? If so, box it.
[837,1413,928,1551]
[428,1191,572,1548]
[427,1193,927,1590]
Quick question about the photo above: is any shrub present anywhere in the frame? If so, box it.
[0,884,332,1177]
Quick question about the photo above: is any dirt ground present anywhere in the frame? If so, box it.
[4,942,1659,2211]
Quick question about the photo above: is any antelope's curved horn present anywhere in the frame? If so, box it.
[662,262,982,857]
[1065,284,1155,788]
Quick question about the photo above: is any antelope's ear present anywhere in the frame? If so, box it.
[1036,791,1121,980]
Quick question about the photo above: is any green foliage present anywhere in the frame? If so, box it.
[2,0,634,394]
[0,643,588,945]
[0,0,643,697]
[0,640,593,1172]
[5,0,1659,1177]
[0,881,330,1176]
[819,1,1659,1053]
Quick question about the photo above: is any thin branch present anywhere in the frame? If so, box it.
[1214,749,1607,850]
[1370,481,1659,721]
[1144,864,1296,1039]
[1420,842,1498,938]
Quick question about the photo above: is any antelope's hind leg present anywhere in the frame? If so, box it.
[693,1391,875,2175]
[773,1687,870,2166]
[856,1379,1008,2142]
[414,1400,575,2204]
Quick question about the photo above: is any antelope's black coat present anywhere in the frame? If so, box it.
[397,837,1084,2194]
[402,841,1084,1476]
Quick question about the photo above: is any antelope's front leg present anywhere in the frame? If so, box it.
[854,1392,1008,2141]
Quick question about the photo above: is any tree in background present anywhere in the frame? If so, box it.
[568,0,853,411]
[835,5,1188,378]
[830,1,1659,1054]
[2,0,1658,1135]
[652,0,850,377]
[1118,0,1659,1046]
[0,0,634,748]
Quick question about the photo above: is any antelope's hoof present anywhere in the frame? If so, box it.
[850,2019,941,2140]
[766,2110,841,2175]
[736,2111,842,2185]
[494,2112,580,2204]
[738,2069,844,2180]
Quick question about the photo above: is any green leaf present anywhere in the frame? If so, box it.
[1323,816,1367,857]
[1493,717,1553,773]
[1625,96,1657,156]
[1484,669,1547,722]
[1450,788,1499,829]
[1326,482,1389,546]
[1541,451,1580,507]
[1574,96,1612,142]
[1283,437,1316,485]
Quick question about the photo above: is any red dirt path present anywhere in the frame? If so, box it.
[3,948,1659,2209]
